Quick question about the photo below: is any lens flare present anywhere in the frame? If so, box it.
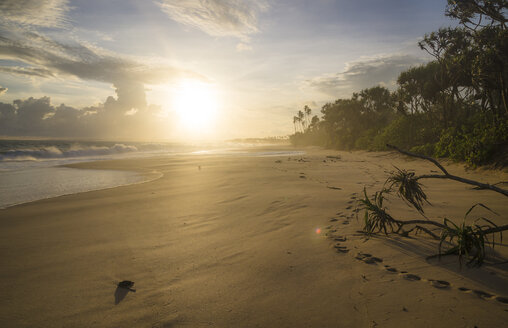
[315,228,321,234]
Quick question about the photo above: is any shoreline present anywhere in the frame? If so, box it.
[1,147,507,327]
[0,145,303,210]
[0,166,161,210]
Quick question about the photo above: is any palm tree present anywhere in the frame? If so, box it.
[293,116,299,133]
[298,110,305,131]
[304,105,312,128]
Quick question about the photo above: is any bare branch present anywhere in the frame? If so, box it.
[387,144,508,197]
[397,219,447,229]
[386,144,449,174]
[483,224,508,235]
[394,219,507,238]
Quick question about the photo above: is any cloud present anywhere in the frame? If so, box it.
[0,0,199,139]
[157,0,268,41]
[0,25,202,114]
[0,28,185,84]
[0,86,7,96]
[304,54,426,97]
[0,0,205,117]
[0,66,54,78]
[0,0,70,28]
[0,95,171,139]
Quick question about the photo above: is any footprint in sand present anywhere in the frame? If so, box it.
[356,253,371,258]
[473,290,494,299]
[355,253,382,264]
[456,289,508,304]
[429,279,450,289]
[334,244,349,253]
[402,273,421,281]
[495,296,508,304]
[334,236,347,242]
[361,258,377,264]
[345,205,352,209]
[330,218,338,222]
[347,248,508,305]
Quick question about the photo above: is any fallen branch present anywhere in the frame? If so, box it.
[483,224,508,235]
[386,144,508,197]
[400,225,440,239]
[397,219,446,230]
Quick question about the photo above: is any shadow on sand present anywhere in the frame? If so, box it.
[114,286,136,304]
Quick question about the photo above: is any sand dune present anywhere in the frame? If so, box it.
[1,147,507,327]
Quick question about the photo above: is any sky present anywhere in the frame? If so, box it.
[0,0,456,141]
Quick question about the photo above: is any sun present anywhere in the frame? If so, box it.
[172,79,219,133]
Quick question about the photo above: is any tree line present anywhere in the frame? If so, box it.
[291,0,507,167]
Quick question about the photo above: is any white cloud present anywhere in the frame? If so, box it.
[0,26,203,112]
[0,66,54,78]
[0,0,206,137]
[0,0,70,28]
[157,0,268,41]
[0,86,7,96]
[304,54,427,97]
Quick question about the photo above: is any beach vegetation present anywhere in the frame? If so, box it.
[359,188,399,235]
[358,146,508,267]
[290,0,508,167]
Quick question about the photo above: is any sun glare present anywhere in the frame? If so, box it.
[172,79,219,133]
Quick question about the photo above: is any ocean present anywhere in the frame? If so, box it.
[0,139,303,209]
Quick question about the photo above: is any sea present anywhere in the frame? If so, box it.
[0,139,303,209]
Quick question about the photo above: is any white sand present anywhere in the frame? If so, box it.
[1,147,507,327]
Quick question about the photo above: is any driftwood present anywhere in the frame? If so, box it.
[392,218,508,240]
[386,144,508,197]
[384,144,508,235]
[359,145,508,265]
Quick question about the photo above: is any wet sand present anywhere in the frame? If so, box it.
[1,147,507,327]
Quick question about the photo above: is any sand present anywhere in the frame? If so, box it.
[1,146,507,327]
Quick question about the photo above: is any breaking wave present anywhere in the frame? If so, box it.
[0,143,138,162]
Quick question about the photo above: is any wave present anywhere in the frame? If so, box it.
[0,143,138,162]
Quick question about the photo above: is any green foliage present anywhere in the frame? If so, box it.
[371,114,439,151]
[439,204,500,267]
[354,129,376,150]
[440,218,488,266]
[289,1,507,167]
[435,117,508,166]
[385,168,429,214]
[359,188,400,235]
[410,143,435,156]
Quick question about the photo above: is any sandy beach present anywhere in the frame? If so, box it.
[1,146,507,327]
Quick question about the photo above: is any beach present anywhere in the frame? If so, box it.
[1,146,507,327]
